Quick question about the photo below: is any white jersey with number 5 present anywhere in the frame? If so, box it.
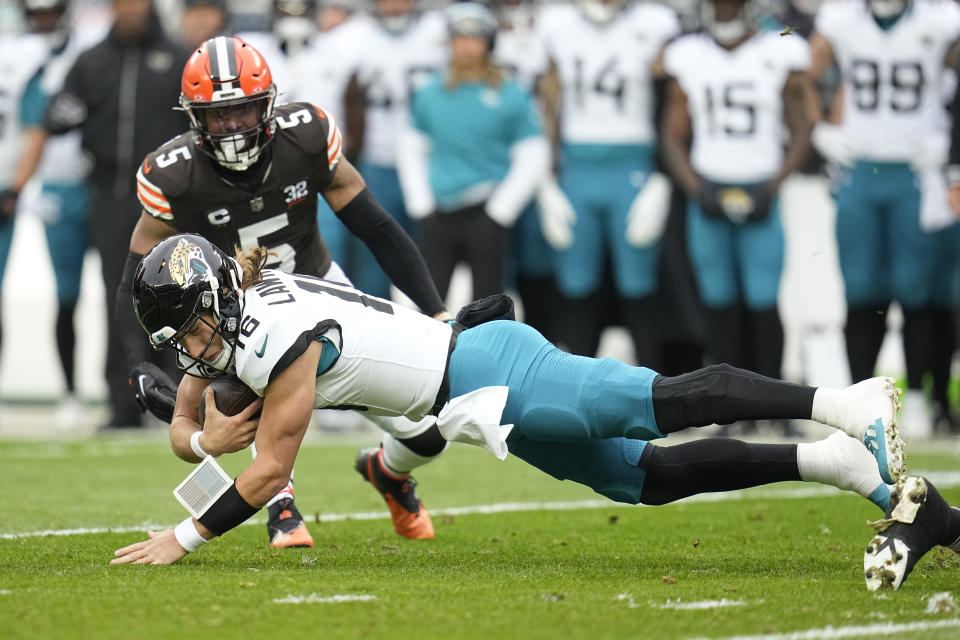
[815,0,960,162]
[536,2,680,145]
[234,269,451,420]
[663,30,810,183]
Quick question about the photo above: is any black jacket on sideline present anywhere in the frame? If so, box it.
[44,11,191,199]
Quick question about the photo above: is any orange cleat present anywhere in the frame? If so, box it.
[266,497,314,548]
[355,447,435,540]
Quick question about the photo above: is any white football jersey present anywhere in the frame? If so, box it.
[292,15,372,125]
[815,0,960,161]
[349,11,449,167]
[536,2,680,145]
[235,31,297,105]
[494,28,549,95]
[234,269,452,421]
[663,30,811,183]
[0,34,47,186]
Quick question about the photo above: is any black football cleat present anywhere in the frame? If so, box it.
[863,476,953,590]
[266,496,314,548]
[355,447,434,539]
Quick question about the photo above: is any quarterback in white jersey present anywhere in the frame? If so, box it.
[809,0,960,438]
[237,271,451,419]
[661,0,813,387]
[534,0,681,364]
[118,233,933,587]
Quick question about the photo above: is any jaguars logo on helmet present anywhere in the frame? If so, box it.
[167,238,211,286]
[133,234,244,378]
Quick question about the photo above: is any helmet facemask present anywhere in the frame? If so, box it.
[162,277,242,379]
[182,88,277,172]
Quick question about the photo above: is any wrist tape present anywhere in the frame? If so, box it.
[173,517,208,552]
[190,431,210,458]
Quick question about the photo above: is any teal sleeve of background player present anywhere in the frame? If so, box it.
[21,71,48,128]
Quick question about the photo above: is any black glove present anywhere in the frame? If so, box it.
[129,361,178,423]
[456,293,516,328]
[0,189,18,226]
[741,182,774,222]
[695,181,727,219]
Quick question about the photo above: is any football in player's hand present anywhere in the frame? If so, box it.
[198,377,261,424]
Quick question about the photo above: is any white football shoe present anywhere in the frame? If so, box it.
[816,376,904,484]
[811,432,890,509]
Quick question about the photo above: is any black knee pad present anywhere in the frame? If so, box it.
[397,423,447,457]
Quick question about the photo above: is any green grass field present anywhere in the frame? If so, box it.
[1,435,959,640]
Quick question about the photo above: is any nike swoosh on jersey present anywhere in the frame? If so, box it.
[255,336,269,358]
[143,158,153,174]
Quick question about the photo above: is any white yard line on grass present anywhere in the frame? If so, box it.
[272,593,376,604]
[691,618,960,640]
[3,472,960,539]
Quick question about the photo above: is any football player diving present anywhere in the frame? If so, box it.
[116,36,453,550]
[110,233,958,593]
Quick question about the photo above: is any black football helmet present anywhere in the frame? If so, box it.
[132,234,244,378]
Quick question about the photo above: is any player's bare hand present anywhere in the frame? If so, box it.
[111,529,189,565]
[949,185,960,218]
[200,392,262,455]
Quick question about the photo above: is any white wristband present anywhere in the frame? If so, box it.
[190,430,210,459]
[173,517,208,552]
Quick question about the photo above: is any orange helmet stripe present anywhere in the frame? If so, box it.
[180,36,274,103]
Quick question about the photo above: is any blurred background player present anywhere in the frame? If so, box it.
[489,0,562,343]
[398,1,550,301]
[293,0,367,284]
[341,0,447,301]
[6,0,110,426]
[177,0,228,49]
[534,0,680,366]
[236,0,320,101]
[0,4,52,379]
[661,0,813,435]
[119,36,452,546]
[37,0,191,429]
[809,0,960,439]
